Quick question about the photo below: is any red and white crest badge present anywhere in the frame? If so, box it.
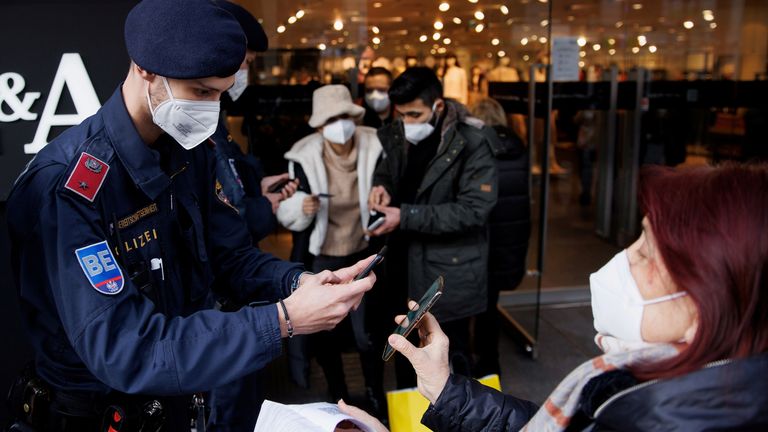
[64,152,110,202]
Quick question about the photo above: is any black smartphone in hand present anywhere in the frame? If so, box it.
[353,246,387,281]
[367,210,386,232]
[267,178,292,194]
[383,276,444,361]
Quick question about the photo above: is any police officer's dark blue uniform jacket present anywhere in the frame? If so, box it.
[7,84,302,397]
[212,119,276,243]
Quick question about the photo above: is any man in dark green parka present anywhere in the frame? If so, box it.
[368,67,497,384]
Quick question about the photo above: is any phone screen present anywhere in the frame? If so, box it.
[382,276,444,361]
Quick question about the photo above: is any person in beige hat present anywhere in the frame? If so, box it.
[276,85,388,418]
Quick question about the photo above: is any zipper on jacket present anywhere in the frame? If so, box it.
[593,358,736,418]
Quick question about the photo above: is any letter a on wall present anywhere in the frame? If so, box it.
[24,53,101,154]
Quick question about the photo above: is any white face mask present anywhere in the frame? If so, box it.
[322,118,356,145]
[227,68,249,102]
[590,250,687,342]
[365,90,390,113]
[403,101,438,145]
[146,76,220,150]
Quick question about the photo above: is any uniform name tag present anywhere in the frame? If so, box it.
[75,240,124,295]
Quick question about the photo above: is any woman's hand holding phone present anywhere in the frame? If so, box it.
[388,300,451,405]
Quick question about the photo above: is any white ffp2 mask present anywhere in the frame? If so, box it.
[590,250,687,342]
[322,118,356,145]
[147,76,220,150]
[365,90,390,113]
[227,68,249,101]
[403,102,439,145]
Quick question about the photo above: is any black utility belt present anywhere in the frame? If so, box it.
[7,367,171,432]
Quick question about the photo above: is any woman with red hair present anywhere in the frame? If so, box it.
[341,163,768,431]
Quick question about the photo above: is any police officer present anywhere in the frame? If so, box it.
[6,0,375,430]
[206,3,297,430]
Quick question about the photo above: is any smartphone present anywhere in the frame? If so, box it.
[266,178,292,194]
[367,210,386,231]
[353,246,387,281]
[382,276,444,362]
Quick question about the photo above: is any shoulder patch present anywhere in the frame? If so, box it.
[64,152,110,202]
[75,240,124,295]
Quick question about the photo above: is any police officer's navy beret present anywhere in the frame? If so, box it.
[124,0,246,79]
[216,1,268,52]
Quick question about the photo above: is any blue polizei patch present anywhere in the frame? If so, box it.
[75,240,124,295]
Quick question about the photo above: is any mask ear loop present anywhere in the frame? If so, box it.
[638,291,688,306]
[146,76,174,117]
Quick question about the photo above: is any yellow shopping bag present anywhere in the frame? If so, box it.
[386,375,501,432]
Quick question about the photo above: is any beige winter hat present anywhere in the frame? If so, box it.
[308,84,365,128]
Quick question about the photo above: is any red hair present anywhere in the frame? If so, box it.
[633,163,768,380]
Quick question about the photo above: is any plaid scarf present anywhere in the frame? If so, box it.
[521,335,681,431]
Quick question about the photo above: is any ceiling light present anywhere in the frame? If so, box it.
[608,38,616,45]
[372,26,380,34]
[438,47,447,54]
[539,36,547,43]
[288,16,297,24]
[579,61,585,68]
[300,37,308,43]
[433,31,441,40]
[577,36,586,47]
[333,19,344,31]
[521,37,529,45]
[434,20,444,30]
[710,22,717,29]
[277,25,286,33]
[592,43,601,51]
[637,35,647,46]
[579,51,586,58]
[439,2,450,12]
[608,48,616,55]
[523,54,530,61]
[492,38,500,46]
[648,45,657,53]
[372,36,381,44]
[475,23,485,32]
[497,50,506,57]
[540,19,549,27]
[683,20,694,29]
[632,3,642,10]
[318,43,327,50]
[295,9,305,19]
[419,34,428,42]
[475,11,485,20]
[531,35,538,41]
[632,46,640,53]
[373,2,382,7]
[500,5,509,15]
[468,0,478,3]
[453,17,462,24]
[615,21,623,28]
[444,38,452,44]
[431,49,437,54]
[702,10,714,21]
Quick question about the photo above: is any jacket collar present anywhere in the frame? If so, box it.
[102,85,170,201]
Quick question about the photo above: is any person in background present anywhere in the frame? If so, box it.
[276,85,387,418]
[343,163,768,432]
[469,97,530,378]
[362,67,394,129]
[206,2,300,431]
[442,54,468,105]
[368,67,497,385]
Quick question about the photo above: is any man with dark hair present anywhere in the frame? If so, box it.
[368,67,497,385]
[362,67,394,129]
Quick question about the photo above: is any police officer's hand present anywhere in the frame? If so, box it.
[368,204,400,237]
[261,174,299,214]
[303,195,320,216]
[368,185,391,207]
[281,256,377,335]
